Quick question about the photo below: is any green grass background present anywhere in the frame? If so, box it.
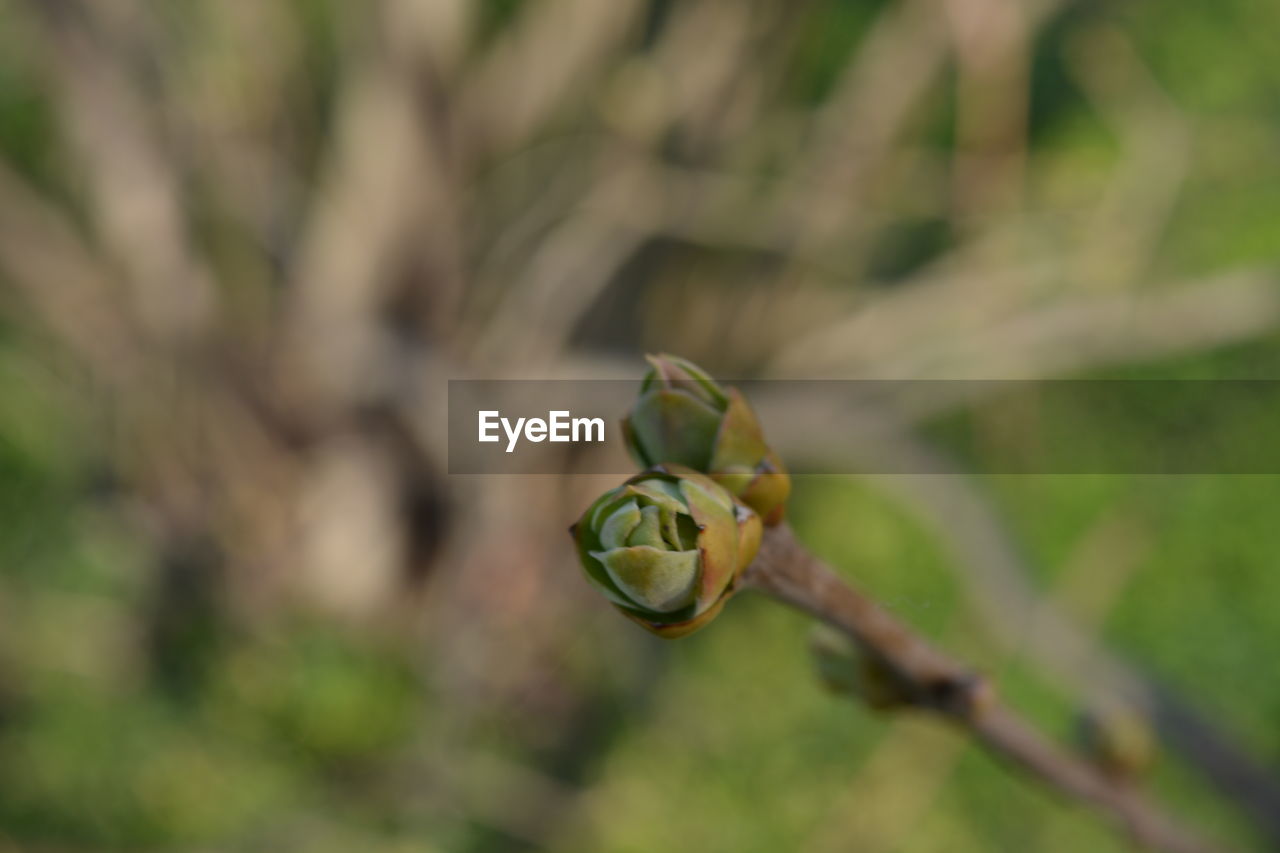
[3,0,1280,850]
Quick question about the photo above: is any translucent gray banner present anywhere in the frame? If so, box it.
[448,379,1280,475]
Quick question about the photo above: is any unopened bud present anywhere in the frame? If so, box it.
[1076,703,1156,781]
[572,465,762,638]
[623,354,790,524]
[809,626,911,711]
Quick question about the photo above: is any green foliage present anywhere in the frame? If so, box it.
[2,0,1280,849]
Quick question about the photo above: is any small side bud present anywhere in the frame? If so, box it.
[623,354,791,524]
[1076,702,1157,782]
[809,626,911,711]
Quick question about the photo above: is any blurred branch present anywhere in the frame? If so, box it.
[861,440,1280,848]
[783,0,948,253]
[808,505,1148,853]
[283,61,441,410]
[1068,26,1191,291]
[467,170,648,371]
[762,390,1280,847]
[768,268,1280,380]
[25,0,217,344]
[0,162,140,380]
[943,0,1032,229]
[461,0,644,153]
[742,523,1219,853]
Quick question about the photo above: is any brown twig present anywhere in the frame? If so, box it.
[739,523,1220,853]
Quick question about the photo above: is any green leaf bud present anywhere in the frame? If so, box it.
[809,626,911,711]
[572,465,762,638]
[1076,703,1157,781]
[623,354,790,524]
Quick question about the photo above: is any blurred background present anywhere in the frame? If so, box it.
[1,0,1280,850]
